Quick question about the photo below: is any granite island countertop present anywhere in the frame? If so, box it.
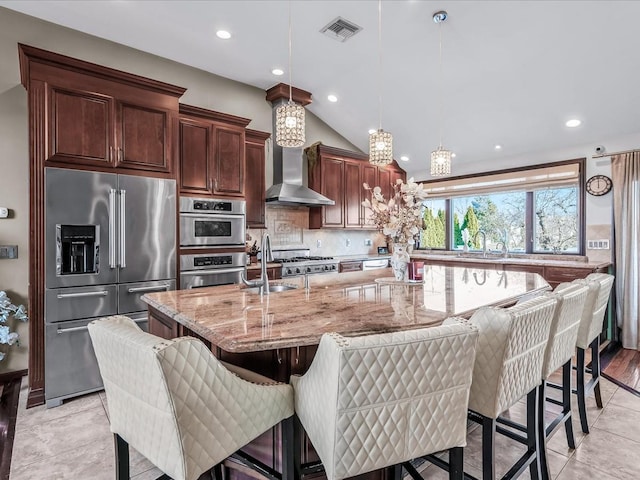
[143,266,549,353]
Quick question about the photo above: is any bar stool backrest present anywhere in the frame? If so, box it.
[541,283,589,378]
[574,273,614,349]
[89,315,294,480]
[291,322,479,480]
[467,296,557,419]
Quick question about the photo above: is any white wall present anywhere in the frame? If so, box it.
[0,7,359,373]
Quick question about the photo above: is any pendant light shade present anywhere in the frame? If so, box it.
[430,146,451,176]
[369,0,393,166]
[275,1,305,148]
[369,129,393,166]
[430,10,451,177]
[276,101,305,148]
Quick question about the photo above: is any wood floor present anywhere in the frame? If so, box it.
[602,346,640,393]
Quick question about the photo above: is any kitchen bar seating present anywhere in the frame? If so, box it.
[466,296,557,480]
[88,315,295,480]
[499,283,588,480]
[573,273,615,433]
[291,323,479,480]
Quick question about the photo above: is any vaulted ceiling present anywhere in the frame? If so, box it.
[4,1,640,177]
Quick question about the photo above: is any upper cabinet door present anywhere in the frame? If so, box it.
[344,161,362,228]
[245,136,267,228]
[212,125,245,197]
[178,117,212,195]
[116,101,172,173]
[361,164,378,228]
[322,157,345,227]
[378,168,392,204]
[47,86,114,167]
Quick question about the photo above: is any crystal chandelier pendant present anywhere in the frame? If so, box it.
[276,100,305,148]
[430,146,451,176]
[369,129,393,166]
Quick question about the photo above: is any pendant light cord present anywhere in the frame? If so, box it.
[288,0,293,102]
[378,0,383,130]
[438,19,444,148]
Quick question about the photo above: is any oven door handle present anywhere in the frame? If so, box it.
[180,267,246,276]
[127,284,171,294]
[180,213,244,220]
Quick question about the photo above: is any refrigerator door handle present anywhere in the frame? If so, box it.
[56,291,109,299]
[57,317,145,334]
[109,189,117,268]
[119,189,126,269]
[127,284,171,293]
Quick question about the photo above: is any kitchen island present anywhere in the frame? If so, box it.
[142,265,548,480]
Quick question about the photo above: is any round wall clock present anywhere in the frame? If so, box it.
[586,175,612,196]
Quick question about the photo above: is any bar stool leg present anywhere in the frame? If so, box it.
[527,389,541,480]
[562,361,576,449]
[449,447,463,480]
[576,348,589,434]
[281,416,295,480]
[482,417,496,480]
[591,339,603,408]
[537,382,550,480]
[114,433,130,480]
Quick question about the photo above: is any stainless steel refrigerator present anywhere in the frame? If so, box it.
[44,167,176,407]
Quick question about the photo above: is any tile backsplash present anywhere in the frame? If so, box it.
[247,206,386,255]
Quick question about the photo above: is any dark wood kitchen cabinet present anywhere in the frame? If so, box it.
[19,43,187,407]
[178,104,251,198]
[245,129,270,228]
[246,266,282,281]
[308,145,405,229]
[41,57,184,174]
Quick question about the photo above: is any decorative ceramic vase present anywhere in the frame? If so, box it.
[391,242,410,281]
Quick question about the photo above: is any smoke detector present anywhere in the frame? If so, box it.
[320,17,363,42]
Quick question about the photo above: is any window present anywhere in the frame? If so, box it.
[451,192,526,251]
[417,160,585,255]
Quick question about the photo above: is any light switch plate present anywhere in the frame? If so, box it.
[0,207,8,218]
[0,245,18,259]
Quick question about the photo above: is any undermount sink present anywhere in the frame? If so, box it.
[245,284,298,294]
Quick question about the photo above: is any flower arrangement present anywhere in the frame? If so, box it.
[362,177,428,244]
[0,291,28,362]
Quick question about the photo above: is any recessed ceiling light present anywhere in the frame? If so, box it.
[451,153,457,158]
[327,94,338,103]
[271,68,284,76]
[566,119,581,128]
[368,129,377,135]
[400,156,409,162]
[494,144,503,150]
[216,30,231,40]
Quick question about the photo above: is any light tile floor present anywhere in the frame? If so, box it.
[9,377,640,479]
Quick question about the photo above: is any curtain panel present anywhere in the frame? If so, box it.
[611,152,640,350]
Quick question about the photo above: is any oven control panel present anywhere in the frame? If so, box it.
[193,201,232,212]
[194,255,233,267]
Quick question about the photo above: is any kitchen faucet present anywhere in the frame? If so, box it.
[474,230,487,258]
[241,233,274,295]
[494,229,509,258]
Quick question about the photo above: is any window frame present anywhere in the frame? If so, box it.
[417,158,586,256]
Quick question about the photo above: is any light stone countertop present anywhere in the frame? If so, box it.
[411,253,611,269]
[143,266,549,353]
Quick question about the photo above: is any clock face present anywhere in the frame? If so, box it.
[586,175,612,196]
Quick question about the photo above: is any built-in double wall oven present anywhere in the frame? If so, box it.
[179,197,247,289]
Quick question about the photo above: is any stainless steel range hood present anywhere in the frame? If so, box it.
[265,99,335,207]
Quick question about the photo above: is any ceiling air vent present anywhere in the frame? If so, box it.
[320,17,363,43]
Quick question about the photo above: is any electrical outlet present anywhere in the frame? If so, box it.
[0,207,8,218]
[364,239,372,246]
[316,239,322,248]
[346,238,351,247]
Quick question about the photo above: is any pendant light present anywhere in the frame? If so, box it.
[430,10,452,177]
[369,0,393,166]
[275,1,305,148]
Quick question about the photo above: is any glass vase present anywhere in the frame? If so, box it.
[391,242,410,281]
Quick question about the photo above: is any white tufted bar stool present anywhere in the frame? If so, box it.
[572,273,614,433]
[291,321,479,480]
[466,295,557,480]
[88,315,295,480]
[498,283,588,480]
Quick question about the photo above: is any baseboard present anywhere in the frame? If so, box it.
[26,386,45,409]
